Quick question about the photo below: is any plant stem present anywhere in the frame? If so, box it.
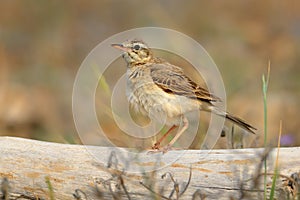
[262,61,270,200]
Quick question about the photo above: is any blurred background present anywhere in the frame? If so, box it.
[0,1,299,148]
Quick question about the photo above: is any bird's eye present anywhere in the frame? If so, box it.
[133,44,141,51]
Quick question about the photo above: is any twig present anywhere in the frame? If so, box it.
[73,189,88,200]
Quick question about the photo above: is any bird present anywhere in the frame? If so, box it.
[111,39,256,152]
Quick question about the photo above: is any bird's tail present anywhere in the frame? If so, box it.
[209,107,256,134]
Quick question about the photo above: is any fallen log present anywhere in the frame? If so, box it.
[0,137,299,199]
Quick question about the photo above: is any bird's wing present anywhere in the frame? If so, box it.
[149,63,220,103]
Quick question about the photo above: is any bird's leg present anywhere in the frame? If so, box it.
[162,116,189,153]
[152,125,177,150]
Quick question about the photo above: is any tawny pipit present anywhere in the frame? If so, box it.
[112,39,256,152]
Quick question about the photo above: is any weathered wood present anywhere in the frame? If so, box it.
[0,137,299,199]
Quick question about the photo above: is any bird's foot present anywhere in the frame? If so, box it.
[151,142,161,150]
[147,144,173,154]
[161,144,173,153]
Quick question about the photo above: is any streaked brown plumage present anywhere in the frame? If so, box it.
[112,39,256,152]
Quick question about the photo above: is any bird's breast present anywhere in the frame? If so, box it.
[126,69,200,124]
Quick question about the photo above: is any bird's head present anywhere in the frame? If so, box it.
[111,39,152,65]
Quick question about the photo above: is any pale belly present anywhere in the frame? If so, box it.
[126,78,200,126]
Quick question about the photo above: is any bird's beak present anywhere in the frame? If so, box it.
[111,43,130,52]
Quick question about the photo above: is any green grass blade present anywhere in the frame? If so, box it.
[45,176,55,200]
[262,61,270,200]
[269,168,278,200]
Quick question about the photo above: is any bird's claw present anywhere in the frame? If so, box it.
[151,142,161,150]
[147,144,173,154]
